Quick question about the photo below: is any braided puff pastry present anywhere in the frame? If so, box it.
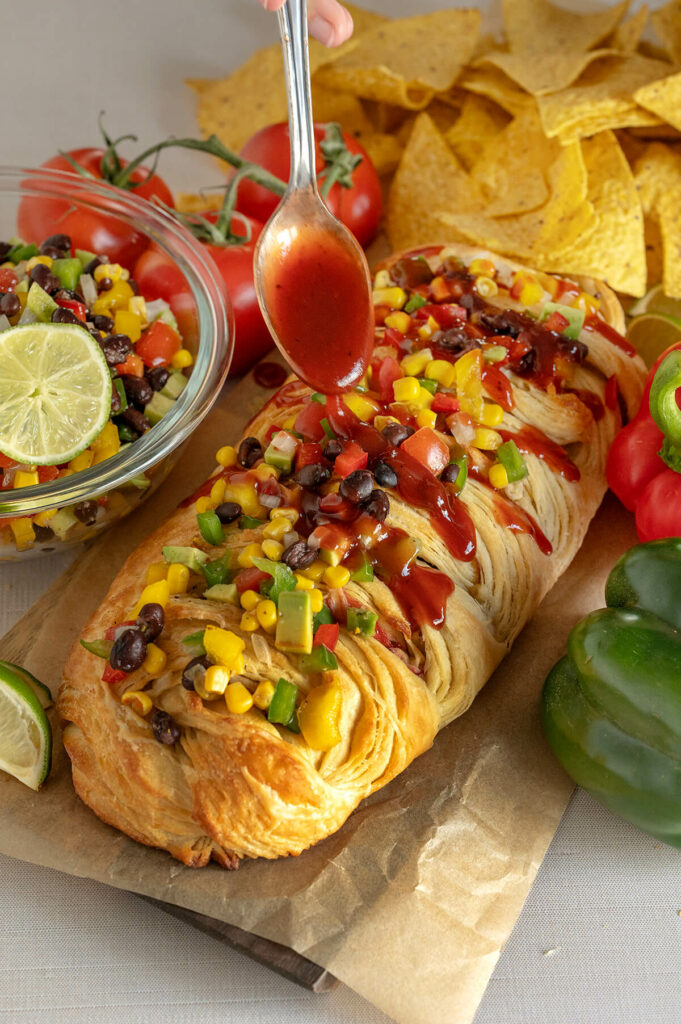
[60,244,645,868]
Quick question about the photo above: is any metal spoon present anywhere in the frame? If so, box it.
[253,0,374,394]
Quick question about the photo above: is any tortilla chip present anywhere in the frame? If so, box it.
[537,55,670,143]
[634,143,681,296]
[313,10,482,109]
[476,47,617,97]
[634,72,681,133]
[467,108,555,217]
[607,6,650,54]
[651,0,681,64]
[502,0,628,55]
[445,94,510,171]
[534,132,646,296]
[359,132,403,178]
[644,217,664,287]
[457,66,538,118]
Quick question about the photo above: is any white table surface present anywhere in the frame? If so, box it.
[2,1,680,1022]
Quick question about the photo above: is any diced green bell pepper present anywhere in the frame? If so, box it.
[252,556,297,604]
[419,378,438,395]
[7,242,38,264]
[182,629,206,654]
[267,678,299,726]
[496,440,528,483]
[540,302,585,339]
[313,605,335,632]
[51,257,82,291]
[113,378,128,412]
[202,552,233,588]
[346,607,378,637]
[239,515,263,530]
[310,393,326,404]
[350,552,375,583]
[320,418,337,439]
[197,510,225,546]
[404,293,427,314]
[75,249,98,269]
[300,644,338,673]
[80,637,112,659]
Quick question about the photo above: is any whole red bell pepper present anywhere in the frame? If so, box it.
[607,340,681,541]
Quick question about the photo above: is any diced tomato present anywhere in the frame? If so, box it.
[0,268,18,292]
[506,337,532,362]
[544,311,570,334]
[102,663,127,685]
[0,454,18,469]
[234,567,271,594]
[430,393,459,415]
[335,441,368,478]
[382,327,404,350]
[105,620,136,643]
[56,297,87,322]
[295,442,323,469]
[374,356,403,401]
[373,623,394,649]
[318,492,356,521]
[294,400,327,441]
[37,465,60,483]
[313,622,339,650]
[115,353,144,377]
[135,320,181,368]
[309,522,353,562]
[419,302,467,328]
[265,424,280,444]
[401,427,450,475]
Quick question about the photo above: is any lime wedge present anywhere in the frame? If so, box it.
[0,659,52,708]
[629,284,681,321]
[0,322,112,466]
[0,662,52,790]
[627,313,681,369]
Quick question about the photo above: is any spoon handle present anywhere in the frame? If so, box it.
[277,0,317,193]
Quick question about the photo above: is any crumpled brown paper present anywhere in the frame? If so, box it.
[0,363,638,1024]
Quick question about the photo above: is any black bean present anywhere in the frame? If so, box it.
[440,463,461,484]
[101,333,133,366]
[281,540,317,570]
[238,436,263,468]
[182,655,209,691]
[98,277,113,292]
[294,463,331,489]
[39,245,63,260]
[29,263,60,294]
[33,524,54,542]
[52,307,83,325]
[215,501,242,524]
[0,293,20,318]
[40,233,71,254]
[322,439,343,461]
[0,242,11,261]
[381,422,414,447]
[74,500,99,525]
[391,254,434,289]
[109,627,147,673]
[152,709,181,745]
[373,460,398,488]
[88,327,103,345]
[360,488,390,522]
[54,288,81,303]
[92,314,114,333]
[84,256,104,275]
[339,469,373,503]
[433,327,481,355]
[128,278,140,296]
[121,374,153,408]
[120,407,151,435]
[136,603,164,641]
[147,366,170,392]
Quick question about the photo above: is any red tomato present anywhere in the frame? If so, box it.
[401,427,450,476]
[635,468,681,542]
[606,415,664,512]
[335,441,368,478]
[236,123,382,248]
[17,148,173,266]
[136,321,181,368]
[313,623,339,650]
[373,356,403,402]
[234,567,271,594]
[293,401,327,442]
[295,443,323,469]
[134,211,271,376]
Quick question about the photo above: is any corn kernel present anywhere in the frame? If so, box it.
[270,506,299,522]
[145,562,167,585]
[240,610,259,632]
[225,681,254,714]
[263,517,290,541]
[253,463,278,481]
[309,589,325,613]
[372,286,406,310]
[216,445,237,467]
[210,477,227,505]
[94,263,122,283]
[393,376,421,403]
[373,269,392,289]
[69,449,94,473]
[475,276,498,298]
[400,348,432,377]
[171,348,193,370]
[26,254,52,271]
[256,599,278,633]
[479,402,504,428]
[33,509,57,528]
[253,680,275,710]
[261,538,284,561]
[13,470,39,488]
[223,479,260,517]
[426,359,456,387]
[324,565,351,589]
[231,653,246,676]
[203,626,245,668]
[121,690,153,716]
[416,408,438,429]
[469,258,496,278]
[489,463,509,489]
[418,315,439,341]
[384,311,411,333]
[302,559,326,582]
[128,295,147,321]
[114,309,142,343]
[519,281,545,306]
[9,518,35,551]
[574,291,601,315]
[240,589,261,611]
[195,495,215,514]
[344,391,380,421]
[167,563,190,595]
[411,387,433,410]
[295,573,314,590]
[472,427,502,451]
[238,542,263,568]
[204,664,231,694]
[143,643,167,675]
[134,579,170,615]
[282,415,297,430]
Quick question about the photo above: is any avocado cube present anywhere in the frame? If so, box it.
[276,590,313,655]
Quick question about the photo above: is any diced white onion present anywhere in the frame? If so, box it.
[17,308,38,326]
[0,314,10,333]
[450,418,476,446]
[259,492,281,508]
[251,632,271,668]
[283,530,299,547]
[79,273,97,306]
[271,430,298,455]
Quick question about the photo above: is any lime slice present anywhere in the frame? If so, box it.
[627,313,681,369]
[0,322,112,466]
[0,660,52,708]
[629,284,681,320]
[0,662,52,790]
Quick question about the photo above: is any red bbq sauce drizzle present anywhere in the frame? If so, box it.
[584,314,636,357]
[499,426,580,481]
[565,387,605,422]
[253,361,288,389]
[373,528,454,629]
[489,491,552,556]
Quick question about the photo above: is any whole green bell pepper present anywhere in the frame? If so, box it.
[542,538,681,848]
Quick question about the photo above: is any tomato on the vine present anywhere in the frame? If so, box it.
[236,123,382,248]
[134,210,272,376]
[17,148,174,266]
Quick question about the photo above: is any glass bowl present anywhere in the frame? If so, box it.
[0,167,233,561]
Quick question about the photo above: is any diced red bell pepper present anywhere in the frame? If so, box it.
[544,311,570,334]
[56,297,87,322]
[335,441,368,478]
[374,356,403,401]
[102,663,127,685]
[296,442,323,469]
[135,321,181,368]
[430,393,459,415]
[294,400,327,442]
[401,427,450,476]
[37,465,60,483]
[234,567,271,594]
[382,327,404,350]
[423,302,468,328]
[313,622,339,650]
[115,353,144,377]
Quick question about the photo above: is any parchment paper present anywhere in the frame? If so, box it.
[0,358,638,1024]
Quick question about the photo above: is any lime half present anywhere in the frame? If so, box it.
[0,322,112,466]
[0,659,53,708]
[629,284,681,320]
[627,313,681,368]
[0,662,52,790]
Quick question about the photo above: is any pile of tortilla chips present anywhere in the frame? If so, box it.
[188,0,681,298]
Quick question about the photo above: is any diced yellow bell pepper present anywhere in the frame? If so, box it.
[10,518,35,551]
[344,391,380,421]
[298,679,343,751]
[373,415,400,433]
[33,509,57,528]
[223,479,261,518]
[195,495,215,514]
[133,579,170,616]
[104,279,134,312]
[238,542,264,568]
[114,309,142,343]
[575,291,601,315]
[167,563,190,595]
[203,625,245,669]
[69,449,94,473]
[145,562,167,585]
[91,421,120,453]
[13,470,39,488]
[143,643,167,675]
[128,296,147,322]
[94,263,122,283]
[519,281,544,306]
[210,477,227,505]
